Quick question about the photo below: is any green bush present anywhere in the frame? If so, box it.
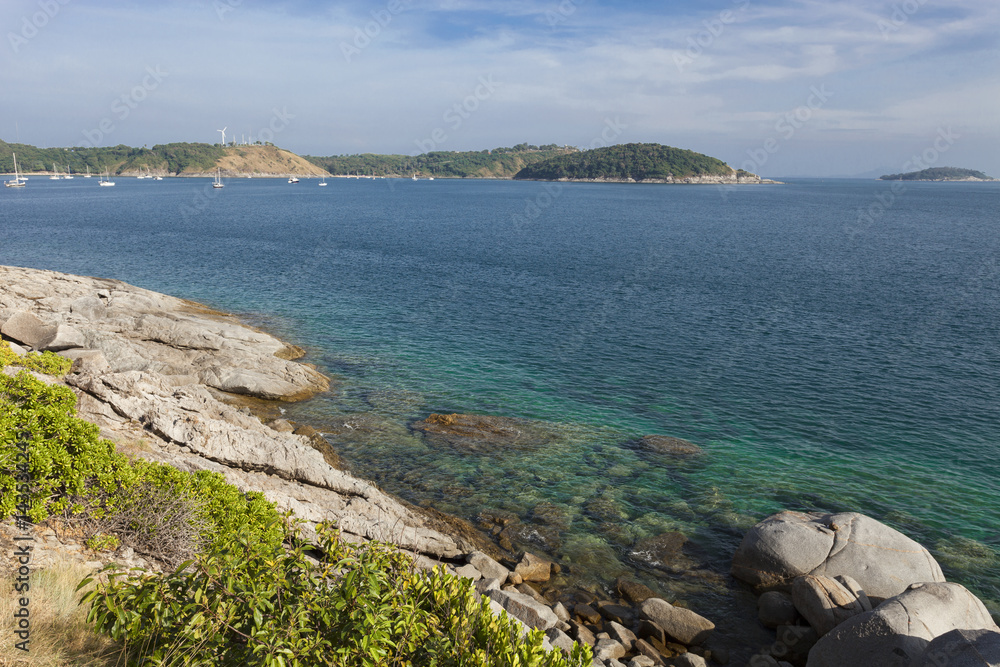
[82,520,593,667]
[0,367,282,556]
[0,339,73,375]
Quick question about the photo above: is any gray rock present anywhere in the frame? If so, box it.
[70,296,107,320]
[806,582,1000,667]
[640,597,715,646]
[594,638,626,662]
[515,551,553,582]
[672,654,708,667]
[469,550,510,581]
[515,583,548,604]
[628,657,656,667]
[5,340,27,356]
[732,511,945,601]
[554,601,571,622]
[546,627,577,654]
[634,638,665,665]
[571,619,597,647]
[2,310,53,348]
[576,603,603,625]
[758,591,799,629]
[913,628,1000,667]
[475,577,501,595]
[488,588,559,630]
[454,564,482,580]
[791,574,871,636]
[62,349,111,375]
[607,620,637,651]
[40,324,87,351]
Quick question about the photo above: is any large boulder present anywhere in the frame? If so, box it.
[639,597,715,646]
[791,574,871,636]
[487,589,558,631]
[1,310,53,349]
[806,582,1000,667]
[913,628,1000,667]
[732,511,944,601]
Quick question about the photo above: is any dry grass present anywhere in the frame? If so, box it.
[0,563,125,667]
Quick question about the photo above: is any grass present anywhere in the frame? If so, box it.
[0,563,124,667]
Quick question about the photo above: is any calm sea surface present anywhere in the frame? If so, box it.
[3,175,999,642]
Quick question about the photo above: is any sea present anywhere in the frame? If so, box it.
[2,175,998,652]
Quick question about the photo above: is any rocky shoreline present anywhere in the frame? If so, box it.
[3,265,998,666]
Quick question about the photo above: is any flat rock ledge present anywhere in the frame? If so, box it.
[0,265,471,559]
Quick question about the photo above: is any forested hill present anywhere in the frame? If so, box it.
[513,143,744,182]
[0,140,225,175]
[879,167,995,181]
[303,144,577,178]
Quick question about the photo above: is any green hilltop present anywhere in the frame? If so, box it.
[303,143,577,178]
[512,143,747,181]
[0,140,226,175]
[879,167,995,181]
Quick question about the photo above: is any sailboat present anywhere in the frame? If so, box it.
[288,175,299,183]
[319,175,327,186]
[98,168,115,186]
[84,166,92,178]
[5,153,26,187]
[213,167,224,188]
[64,165,74,179]
[50,163,61,180]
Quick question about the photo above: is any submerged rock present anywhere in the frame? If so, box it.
[637,435,703,458]
[411,412,557,452]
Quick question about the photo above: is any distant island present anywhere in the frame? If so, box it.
[512,143,766,184]
[879,167,995,181]
[1,139,766,183]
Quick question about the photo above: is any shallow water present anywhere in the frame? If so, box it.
[3,176,999,650]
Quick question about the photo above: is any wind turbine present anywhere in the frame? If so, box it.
[217,127,227,147]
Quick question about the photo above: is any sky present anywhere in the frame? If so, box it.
[0,0,998,177]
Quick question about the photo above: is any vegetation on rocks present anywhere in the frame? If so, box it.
[0,341,590,666]
[512,143,736,181]
[304,144,576,179]
[879,166,995,181]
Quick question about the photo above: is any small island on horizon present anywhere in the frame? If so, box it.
[879,166,995,182]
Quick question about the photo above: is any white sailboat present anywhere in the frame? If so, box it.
[64,165,74,179]
[5,153,26,187]
[98,168,115,186]
[288,175,299,183]
[213,167,225,188]
[84,166,92,178]
[49,163,61,180]
[319,175,327,186]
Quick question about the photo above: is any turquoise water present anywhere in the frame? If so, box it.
[2,176,998,636]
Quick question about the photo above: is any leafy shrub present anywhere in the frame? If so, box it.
[0,369,282,559]
[0,339,73,375]
[82,520,592,667]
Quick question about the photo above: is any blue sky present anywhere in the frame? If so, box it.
[1,0,998,176]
